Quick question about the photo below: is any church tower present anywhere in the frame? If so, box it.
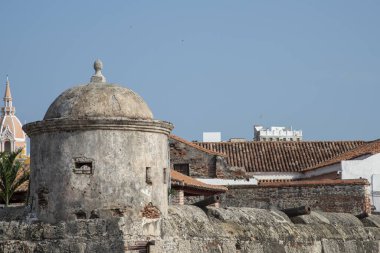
[0,77,27,155]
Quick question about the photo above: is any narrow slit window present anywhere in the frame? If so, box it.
[163,168,167,184]
[146,167,152,184]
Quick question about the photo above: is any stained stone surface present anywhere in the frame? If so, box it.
[44,83,153,120]
[24,128,171,223]
[160,206,380,253]
[1,206,380,252]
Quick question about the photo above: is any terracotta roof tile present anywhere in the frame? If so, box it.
[14,161,30,192]
[196,141,365,173]
[303,139,380,172]
[171,170,228,192]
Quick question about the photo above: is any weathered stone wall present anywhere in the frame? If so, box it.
[0,218,126,252]
[222,181,371,215]
[169,138,217,178]
[160,206,380,253]
[169,190,204,206]
[169,138,246,179]
[0,206,162,253]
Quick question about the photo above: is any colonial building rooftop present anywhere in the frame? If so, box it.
[195,140,365,173]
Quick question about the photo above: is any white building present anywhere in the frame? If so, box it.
[203,132,221,142]
[254,125,302,141]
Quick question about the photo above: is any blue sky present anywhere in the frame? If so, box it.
[0,1,379,141]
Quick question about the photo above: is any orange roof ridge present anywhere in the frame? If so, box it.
[170,134,226,157]
[171,170,228,192]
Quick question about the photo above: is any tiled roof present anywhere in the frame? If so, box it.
[15,159,30,192]
[171,170,228,192]
[170,134,226,156]
[16,179,28,192]
[303,139,380,172]
[196,141,365,173]
[0,115,26,140]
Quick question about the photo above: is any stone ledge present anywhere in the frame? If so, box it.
[23,117,174,136]
[227,179,370,189]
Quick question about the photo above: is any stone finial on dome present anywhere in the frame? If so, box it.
[90,59,106,83]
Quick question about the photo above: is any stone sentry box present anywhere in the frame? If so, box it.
[23,60,173,223]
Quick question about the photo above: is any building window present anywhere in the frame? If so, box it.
[163,168,167,184]
[173,164,190,176]
[4,141,11,152]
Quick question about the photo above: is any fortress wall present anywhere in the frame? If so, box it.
[222,180,370,215]
[160,206,380,253]
[1,205,380,252]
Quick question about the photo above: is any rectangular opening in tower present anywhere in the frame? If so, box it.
[73,161,93,174]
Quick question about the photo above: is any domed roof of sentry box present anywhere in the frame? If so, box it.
[44,60,153,120]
